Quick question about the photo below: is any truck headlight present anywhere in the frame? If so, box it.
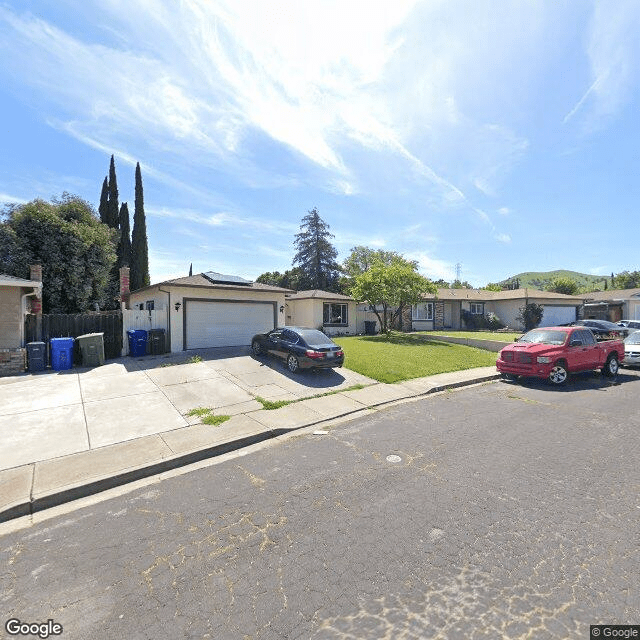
[537,356,551,364]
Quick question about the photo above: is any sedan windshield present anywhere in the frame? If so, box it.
[518,329,567,345]
[624,331,640,345]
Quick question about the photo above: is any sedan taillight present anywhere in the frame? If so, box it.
[305,350,325,359]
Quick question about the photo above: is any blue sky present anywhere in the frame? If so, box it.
[1,1,639,287]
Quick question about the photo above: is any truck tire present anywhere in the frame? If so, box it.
[548,361,568,385]
[602,354,619,377]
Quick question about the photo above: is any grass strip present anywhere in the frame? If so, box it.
[202,414,231,426]
[255,384,368,410]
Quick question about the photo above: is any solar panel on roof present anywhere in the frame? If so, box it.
[203,271,253,286]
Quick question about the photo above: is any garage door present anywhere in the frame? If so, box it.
[539,305,576,327]
[185,300,276,349]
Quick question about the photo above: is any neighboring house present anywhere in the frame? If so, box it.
[411,288,585,331]
[128,271,291,352]
[285,290,357,336]
[0,271,43,376]
[581,288,640,322]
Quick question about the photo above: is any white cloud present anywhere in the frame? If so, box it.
[497,207,511,216]
[404,251,454,282]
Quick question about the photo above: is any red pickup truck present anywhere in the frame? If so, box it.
[496,326,623,385]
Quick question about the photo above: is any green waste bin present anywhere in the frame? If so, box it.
[148,328,166,355]
[77,333,105,367]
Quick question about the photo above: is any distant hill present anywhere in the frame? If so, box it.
[498,270,608,292]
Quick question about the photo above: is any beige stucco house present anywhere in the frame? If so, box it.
[285,290,357,336]
[0,272,43,375]
[582,288,640,322]
[411,288,585,331]
[128,272,291,352]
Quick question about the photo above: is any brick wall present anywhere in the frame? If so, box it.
[0,348,26,377]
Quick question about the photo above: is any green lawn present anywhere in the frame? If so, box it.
[338,332,498,383]
[427,330,522,342]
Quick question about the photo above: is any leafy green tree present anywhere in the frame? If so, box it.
[130,162,150,290]
[0,222,29,277]
[452,279,473,289]
[350,257,436,334]
[546,277,579,295]
[343,246,416,277]
[551,277,578,294]
[256,271,287,287]
[432,279,450,288]
[516,302,544,331]
[117,202,131,268]
[482,283,503,291]
[1,194,116,312]
[612,270,640,289]
[292,208,342,291]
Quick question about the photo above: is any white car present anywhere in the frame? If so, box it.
[622,331,640,367]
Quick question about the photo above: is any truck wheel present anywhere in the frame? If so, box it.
[602,354,619,377]
[548,362,568,385]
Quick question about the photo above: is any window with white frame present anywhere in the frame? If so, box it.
[412,302,434,320]
[323,303,348,326]
[470,303,484,315]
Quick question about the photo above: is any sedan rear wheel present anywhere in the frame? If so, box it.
[287,354,299,373]
[251,341,262,356]
[548,362,568,385]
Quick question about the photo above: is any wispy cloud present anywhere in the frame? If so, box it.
[564,1,640,128]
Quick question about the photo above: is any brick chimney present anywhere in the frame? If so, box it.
[30,262,42,283]
[29,262,43,315]
[119,266,130,309]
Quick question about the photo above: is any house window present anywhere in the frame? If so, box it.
[323,303,348,326]
[412,303,434,320]
[470,303,484,315]
[145,300,155,311]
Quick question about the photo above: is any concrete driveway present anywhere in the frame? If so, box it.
[0,347,375,471]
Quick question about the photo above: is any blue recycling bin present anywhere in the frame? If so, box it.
[50,337,74,371]
[127,329,148,357]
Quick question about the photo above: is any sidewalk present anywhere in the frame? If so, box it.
[0,355,499,523]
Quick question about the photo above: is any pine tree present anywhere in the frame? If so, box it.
[130,162,150,290]
[117,202,131,268]
[107,154,119,229]
[292,207,341,291]
[98,177,109,225]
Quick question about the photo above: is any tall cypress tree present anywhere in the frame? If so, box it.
[130,162,150,290]
[98,177,109,225]
[107,154,119,229]
[117,202,131,268]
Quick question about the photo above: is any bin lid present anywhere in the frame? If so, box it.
[77,333,104,339]
[149,328,166,334]
[127,329,148,337]
[50,337,74,344]
[27,341,45,346]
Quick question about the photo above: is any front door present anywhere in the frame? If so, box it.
[444,303,452,328]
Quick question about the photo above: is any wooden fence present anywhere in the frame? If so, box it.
[25,311,123,362]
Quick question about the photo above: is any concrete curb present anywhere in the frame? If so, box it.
[0,371,501,523]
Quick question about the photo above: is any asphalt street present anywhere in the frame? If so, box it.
[2,370,639,639]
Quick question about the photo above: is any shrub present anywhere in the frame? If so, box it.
[516,303,544,331]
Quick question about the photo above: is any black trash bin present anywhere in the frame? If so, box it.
[27,342,46,372]
[148,328,166,355]
[364,320,377,335]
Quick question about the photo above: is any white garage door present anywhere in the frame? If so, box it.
[539,305,576,327]
[185,300,276,349]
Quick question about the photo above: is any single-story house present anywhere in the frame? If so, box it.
[128,272,291,352]
[0,271,43,376]
[411,288,585,332]
[581,288,640,322]
[285,290,357,336]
